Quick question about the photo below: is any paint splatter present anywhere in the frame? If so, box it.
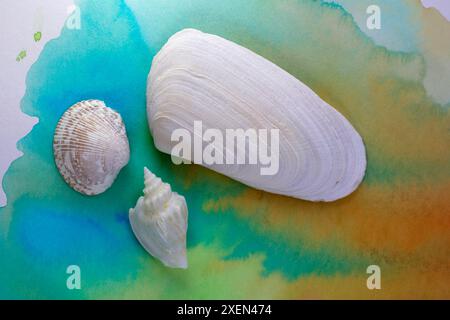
[16,50,26,62]
[34,32,42,42]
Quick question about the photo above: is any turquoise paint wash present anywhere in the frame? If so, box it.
[0,0,368,298]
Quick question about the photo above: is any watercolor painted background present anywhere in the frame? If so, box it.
[0,0,449,299]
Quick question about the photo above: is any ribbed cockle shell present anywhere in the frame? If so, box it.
[129,167,188,269]
[53,100,130,195]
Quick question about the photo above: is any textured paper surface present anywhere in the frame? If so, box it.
[0,0,73,206]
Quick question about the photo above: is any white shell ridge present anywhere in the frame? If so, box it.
[129,167,188,269]
[53,100,130,195]
[147,29,366,202]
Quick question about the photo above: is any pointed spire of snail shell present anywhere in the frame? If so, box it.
[129,167,188,269]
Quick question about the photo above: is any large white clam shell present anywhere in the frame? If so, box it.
[129,167,188,269]
[147,29,366,202]
[53,100,130,195]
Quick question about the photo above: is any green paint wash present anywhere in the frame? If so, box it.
[16,50,26,62]
[1,0,449,299]
[34,32,42,42]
